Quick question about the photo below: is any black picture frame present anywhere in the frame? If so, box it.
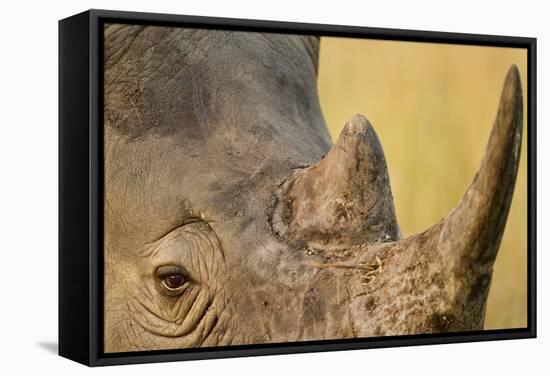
[59,9,537,367]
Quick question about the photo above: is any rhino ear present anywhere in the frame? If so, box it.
[273,114,400,248]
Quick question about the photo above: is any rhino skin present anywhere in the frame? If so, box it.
[103,24,523,352]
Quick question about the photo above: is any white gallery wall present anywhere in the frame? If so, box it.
[0,0,546,374]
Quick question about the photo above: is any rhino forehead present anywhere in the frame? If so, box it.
[103,24,329,155]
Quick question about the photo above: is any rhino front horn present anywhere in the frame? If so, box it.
[421,64,523,268]
[273,114,400,248]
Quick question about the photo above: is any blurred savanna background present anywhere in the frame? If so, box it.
[317,38,528,329]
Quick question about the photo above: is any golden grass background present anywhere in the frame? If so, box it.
[317,38,528,329]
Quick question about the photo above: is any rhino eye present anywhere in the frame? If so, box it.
[156,266,188,294]
[164,274,185,289]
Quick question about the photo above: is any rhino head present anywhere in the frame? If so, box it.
[103,24,523,352]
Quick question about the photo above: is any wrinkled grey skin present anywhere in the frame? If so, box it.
[103,24,523,352]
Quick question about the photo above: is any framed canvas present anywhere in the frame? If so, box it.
[58,9,537,366]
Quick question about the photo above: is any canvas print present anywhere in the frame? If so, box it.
[103,23,527,353]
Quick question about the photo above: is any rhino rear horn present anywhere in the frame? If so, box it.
[273,114,400,248]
